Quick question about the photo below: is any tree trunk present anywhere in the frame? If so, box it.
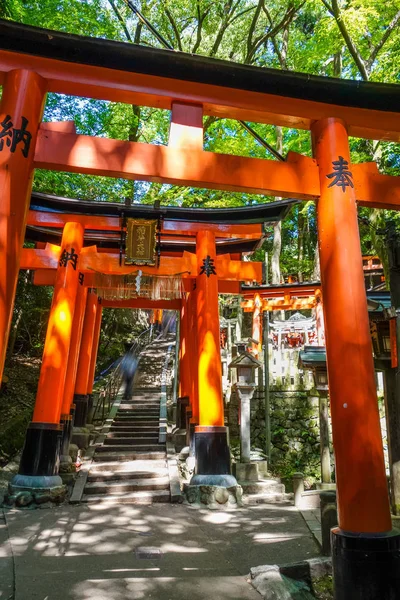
[298,209,305,283]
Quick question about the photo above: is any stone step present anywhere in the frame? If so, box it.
[119,403,160,409]
[84,476,170,494]
[113,417,159,424]
[81,490,171,504]
[90,459,167,472]
[88,468,168,482]
[117,409,160,414]
[107,431,158,438]
[96,443,165,452]
[104,437,159,445]
[93,451,166,461]
[242,493,293,506]
[116,410,160,416]
[239,480,285,495]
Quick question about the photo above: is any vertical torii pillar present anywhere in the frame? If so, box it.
[0,70,47,384]
[178,298,191,399]
[59,281,88,465]
[73,289,98,429]
[190,230,236,486]
[86,297,103,422]
[252,294,262,358]
[8,222,84,502]
[312,118,399,599]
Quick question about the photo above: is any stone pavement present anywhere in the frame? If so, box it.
[0,501,320,600]
[300,509,322,548]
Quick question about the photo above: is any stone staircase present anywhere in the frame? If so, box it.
[241,478,290,505]
[81,337,175,505]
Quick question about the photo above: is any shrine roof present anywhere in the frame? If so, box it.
[29,192,296,224]
[1,20,399,115]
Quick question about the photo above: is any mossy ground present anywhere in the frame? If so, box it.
[313,575,334,599]
[0,356,40,465]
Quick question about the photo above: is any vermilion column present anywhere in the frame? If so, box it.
[59,281,88,464]
[16,222,84,484]
[312,118,398,600]
[86,298,103,420]
[179,298,190,399]
[190,230,235,486]
[315,289,325,346]
[188,288,199,424]
[74,289,98,427]
[312,118,390,533]
[252,294,262,357]
[0,70,47,384]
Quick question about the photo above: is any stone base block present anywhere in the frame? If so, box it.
[71,428,90,450]
[256,460,269,478]
[3,475,67,509]
[233,462,259,481]
[316,482,336,491]
[173,430,187,453]
[69,444,79,462]
[185,484,243,507]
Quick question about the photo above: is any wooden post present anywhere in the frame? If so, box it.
[312,117,397,600]
[87,298,103,393]
[86,298,103,422]
[0,70,47,384]
[252,294,262,357]
[315,289,325,346]
[74,289,98,427]
[17,221,84,483]
[179,297,190,399]
[191,230,235,486]
[59,281,87,463]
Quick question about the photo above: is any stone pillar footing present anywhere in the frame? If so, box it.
[185,483,242,507]
[71,426,90,450]
[3,474,66,508]
[332,527,400,600]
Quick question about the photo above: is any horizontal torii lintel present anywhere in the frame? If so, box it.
[34,129,320,200]
[23,249,260,282]
[102,298,182,310]
[353,163,400,211]
[27,208,263,239]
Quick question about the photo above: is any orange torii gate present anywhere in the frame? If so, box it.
[241,283,325,355]
[13,192,272,495]
[1,19,400,595]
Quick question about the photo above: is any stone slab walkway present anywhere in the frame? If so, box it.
[0,501,319,600]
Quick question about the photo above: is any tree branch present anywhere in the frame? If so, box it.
[366,8,400,70]
[330,0,369,80]
[108,0,133,43]
[165,7,183,51]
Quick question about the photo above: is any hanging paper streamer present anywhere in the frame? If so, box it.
[94,271,185,301]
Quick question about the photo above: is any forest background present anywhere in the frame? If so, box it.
[0,0,399,460]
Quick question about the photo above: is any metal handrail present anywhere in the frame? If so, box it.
[91,326,154,422]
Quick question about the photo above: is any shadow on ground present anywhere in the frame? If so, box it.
[0,501,319,600]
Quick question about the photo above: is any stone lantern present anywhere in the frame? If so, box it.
[229,351,262,478]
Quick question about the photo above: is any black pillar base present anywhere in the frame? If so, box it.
[190,426,237,487]
[19,422,62,477]
[59,415,73,464]
[73,394,88,427]
[188,422,196,457]
[3,422,66,507]
[86,393,94,424]
[332,527,400,600]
